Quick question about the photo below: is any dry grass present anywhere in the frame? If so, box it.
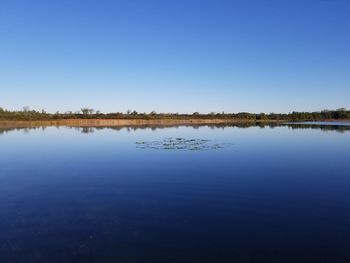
[0,118,259,128]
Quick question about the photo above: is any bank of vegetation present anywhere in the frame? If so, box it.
[0,107,349,122]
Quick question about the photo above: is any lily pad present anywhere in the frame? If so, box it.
[135,138,234,151]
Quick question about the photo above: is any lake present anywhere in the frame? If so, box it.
[1,123,350,262]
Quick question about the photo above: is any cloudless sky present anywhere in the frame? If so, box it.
[0,0,349,113]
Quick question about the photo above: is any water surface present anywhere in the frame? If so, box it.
[0,123,350,262]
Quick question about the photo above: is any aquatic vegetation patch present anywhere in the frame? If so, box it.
[135,137,234,151]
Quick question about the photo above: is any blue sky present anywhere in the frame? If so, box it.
[0,0,349,113]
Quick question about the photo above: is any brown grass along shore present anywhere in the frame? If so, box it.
[0,118,266,128]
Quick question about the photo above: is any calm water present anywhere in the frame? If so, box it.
[1,123,350,263]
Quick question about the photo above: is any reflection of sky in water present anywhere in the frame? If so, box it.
[0,124,350,262]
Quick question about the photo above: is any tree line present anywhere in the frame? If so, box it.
[0,107,349,121]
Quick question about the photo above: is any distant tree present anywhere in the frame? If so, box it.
[81,108,90,115]
[321,109,332,119]
[257,113,267,120]
[23,106,30,112]
[337,108,347,112]
[0,107,349,122]
[335,108,348,119]
[126,109,131,115]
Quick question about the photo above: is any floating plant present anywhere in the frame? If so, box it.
[135,137,234,151]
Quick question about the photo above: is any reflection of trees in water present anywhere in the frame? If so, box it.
[283,124,350,133]
[0,126,45,135]
[1,122,350,135]
[81,127,95,134]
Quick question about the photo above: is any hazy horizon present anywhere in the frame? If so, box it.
[1,0,349,113]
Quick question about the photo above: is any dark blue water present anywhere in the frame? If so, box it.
[1,124,350,262]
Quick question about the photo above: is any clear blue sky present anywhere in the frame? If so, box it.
[1,0,349,113]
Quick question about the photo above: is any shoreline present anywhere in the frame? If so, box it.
[0,118,349,129]
[0,118,272,128]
